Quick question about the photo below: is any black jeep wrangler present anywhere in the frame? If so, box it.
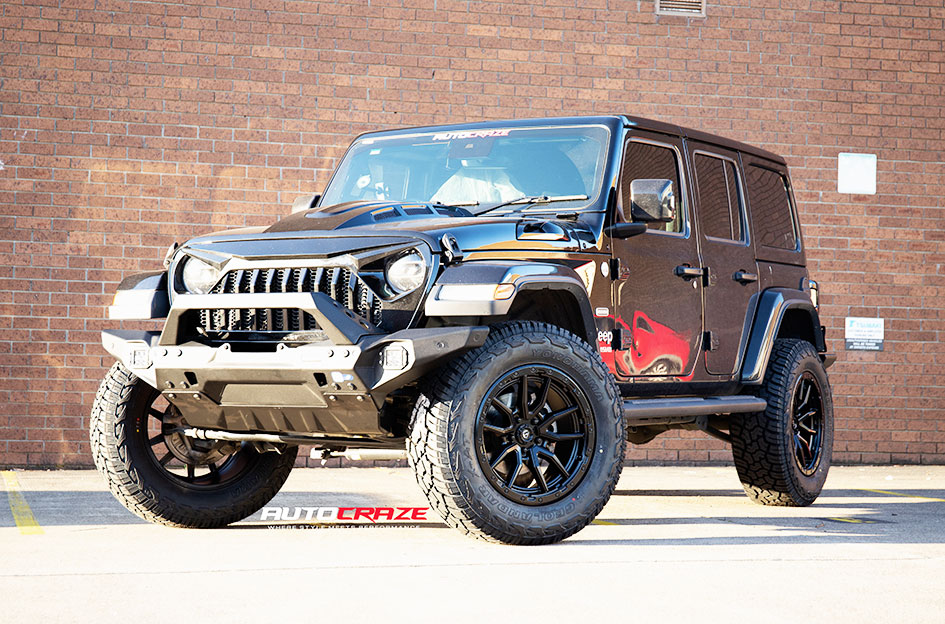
[93,115,834,544]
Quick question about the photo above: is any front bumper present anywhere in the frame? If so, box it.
[102,325,488,438]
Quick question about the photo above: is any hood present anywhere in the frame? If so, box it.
[260,200,598,254]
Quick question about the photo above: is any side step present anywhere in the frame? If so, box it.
[623,395,767,426]
[311,448,408,462]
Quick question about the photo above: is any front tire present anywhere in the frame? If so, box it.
[90,363,298,527]
[407,322,625,544]
[730,339,833,506]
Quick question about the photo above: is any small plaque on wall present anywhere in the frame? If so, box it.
[845,317,884,351]
[838,153,877,195]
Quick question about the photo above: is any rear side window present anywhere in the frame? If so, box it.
[694,153,743,241]
[621,141,684,233]
[747,165,798,250]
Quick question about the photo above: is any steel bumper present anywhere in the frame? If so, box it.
[101,326,488,438]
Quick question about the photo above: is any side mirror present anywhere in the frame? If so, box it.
[291,194,321,214]
[629,179,675,223]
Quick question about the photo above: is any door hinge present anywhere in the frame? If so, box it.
[704,330,719,352]
[610,258,631,280]
[614,326,633,351]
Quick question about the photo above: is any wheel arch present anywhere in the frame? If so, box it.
[499,282,597,346]
[740,288,826,384]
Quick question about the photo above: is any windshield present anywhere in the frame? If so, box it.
[321,124,611,213]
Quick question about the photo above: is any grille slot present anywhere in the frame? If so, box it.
[198,266,381,337]
[198,308,322,334]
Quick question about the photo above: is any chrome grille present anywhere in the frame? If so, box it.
[198,267,382,335]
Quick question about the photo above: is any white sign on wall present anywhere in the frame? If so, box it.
[838,153,877,195]
[845,317,884,351]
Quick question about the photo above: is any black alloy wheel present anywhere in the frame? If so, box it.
[91,363,297,527]
[140,387,259,488]
[791,371,824,476]
[730,338,834,507]
[408,322,625,544]
[475,365,595,506]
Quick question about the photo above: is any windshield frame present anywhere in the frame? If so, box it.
[319,121,615,216]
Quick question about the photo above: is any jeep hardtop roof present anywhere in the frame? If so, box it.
[352,115,787,167]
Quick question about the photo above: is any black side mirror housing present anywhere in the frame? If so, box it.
[629,179,675,223]
[604,222,648,239]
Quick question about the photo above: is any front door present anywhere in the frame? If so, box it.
[609,132,703,380]
[686,142,759,376]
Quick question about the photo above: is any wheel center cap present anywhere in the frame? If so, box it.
[516,425,535,446]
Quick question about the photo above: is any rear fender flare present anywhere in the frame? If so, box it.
[740,288,825,384]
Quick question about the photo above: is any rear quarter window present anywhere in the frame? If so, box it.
[746,165,798,251]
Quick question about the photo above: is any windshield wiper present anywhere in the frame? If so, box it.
[432,200,480,208]
[472,194,588,216]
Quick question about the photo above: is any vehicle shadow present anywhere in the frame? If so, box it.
[564,487,945,546]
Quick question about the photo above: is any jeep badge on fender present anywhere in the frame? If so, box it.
[92,116,834,544]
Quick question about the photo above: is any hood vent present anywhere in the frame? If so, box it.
[404,205,436,216]
[370,204,464,222]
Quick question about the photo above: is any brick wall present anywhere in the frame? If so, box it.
[1,0,943,467]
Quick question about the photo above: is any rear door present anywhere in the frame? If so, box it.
[686,142,759,377]
[609,132,703,380]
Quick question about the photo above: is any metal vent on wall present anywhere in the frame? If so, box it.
[656,0,706,17]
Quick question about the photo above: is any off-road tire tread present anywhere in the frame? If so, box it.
[90,362,297,528]
[407,321,625,544]
[730,338,829,507]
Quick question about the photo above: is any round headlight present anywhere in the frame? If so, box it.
[386,251,426,294]
[180,256,222,294]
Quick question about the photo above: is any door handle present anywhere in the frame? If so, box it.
[733,271,758,283]
[674,265,705,279]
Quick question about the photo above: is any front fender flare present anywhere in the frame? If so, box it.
[424,261,598,346]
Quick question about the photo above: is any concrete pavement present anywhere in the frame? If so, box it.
[2,465,944,622]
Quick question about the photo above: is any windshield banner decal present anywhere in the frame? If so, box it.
[432,129,511,141]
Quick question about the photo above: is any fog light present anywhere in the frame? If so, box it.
[381,344,409,370]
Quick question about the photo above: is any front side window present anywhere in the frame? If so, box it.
[321,125,610,214]
[694,153,744,242]
[620,141,684,233]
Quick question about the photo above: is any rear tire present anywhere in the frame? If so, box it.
[730,339,833,506]
[90,363,297,527]
[407,322,625,544]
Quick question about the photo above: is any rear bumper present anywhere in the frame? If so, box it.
[101,326,488,438]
